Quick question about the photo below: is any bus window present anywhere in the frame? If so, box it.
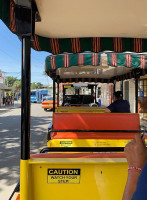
[31,91,36,96]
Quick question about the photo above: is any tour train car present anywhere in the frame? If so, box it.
[1,1,147,200]
[61,83,99,107]
[45,53,147,148]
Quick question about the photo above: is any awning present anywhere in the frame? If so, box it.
[107,53,147,68]
[45,53,101,71]
[0,83,11,90]
[45,53,147,82]
[1,0,147,54]
[46,53,147,72]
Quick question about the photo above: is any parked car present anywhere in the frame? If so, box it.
[41,97,57,111]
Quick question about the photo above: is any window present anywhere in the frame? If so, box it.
[98,87,101,98]
[139,79,147,97]
[47,97,53,101]
[31,91,36,96]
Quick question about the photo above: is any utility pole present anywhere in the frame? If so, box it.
[1,71,7,85]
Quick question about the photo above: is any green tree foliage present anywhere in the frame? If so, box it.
[5,76,44,91]
[36,82,43,89]
[5,76,17,87]
[31,82,36,89]
[31,82,43,89]
[6,91,13,96]
[13,80,21,91]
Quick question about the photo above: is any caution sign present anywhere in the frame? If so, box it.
[47,168,81,184]
[64,85,71,88]
[60,141,72,147]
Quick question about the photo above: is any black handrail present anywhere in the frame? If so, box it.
[40,147,124,153]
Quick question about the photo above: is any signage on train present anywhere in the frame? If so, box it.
[47,168,81,184]
[64,85,71,88]
[60,141,72,147]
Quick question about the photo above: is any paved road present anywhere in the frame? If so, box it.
[0,104,52,200]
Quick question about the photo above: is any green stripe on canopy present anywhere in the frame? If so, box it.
[107,53,147,69]
[45,53,101,72]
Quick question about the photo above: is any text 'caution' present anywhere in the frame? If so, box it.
[47,168,81,184]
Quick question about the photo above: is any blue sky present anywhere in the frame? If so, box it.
[0,20,52,85]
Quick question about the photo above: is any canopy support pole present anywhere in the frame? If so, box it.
[53,77,56,112]
[94,85,96,103]
[135,78,138,113]
[21,36,31,160]
[120,80,123,93]
[63,85,65,105]
[113,81,116,93]
[57,79,59,107]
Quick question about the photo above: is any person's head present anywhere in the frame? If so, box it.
[114,91,123,101]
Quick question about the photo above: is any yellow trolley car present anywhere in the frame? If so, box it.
[1,1,147,200]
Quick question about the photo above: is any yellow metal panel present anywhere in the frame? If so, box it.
[57,106,105,109]
[48,139,132,148]
[20,160,32,200]
[56,106,105,113]
[56,109,105,113]
[22,158,128,200]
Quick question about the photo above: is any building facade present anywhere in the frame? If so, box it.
[99,79,136,113]
[0,70,11,107]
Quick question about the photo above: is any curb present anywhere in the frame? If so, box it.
[11,105,21,109]
[0,105,21,112]
[0,108,10,112]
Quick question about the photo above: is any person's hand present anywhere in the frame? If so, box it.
[124,134,147,169]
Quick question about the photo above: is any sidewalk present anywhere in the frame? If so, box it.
[0,101,21,112]
[140,118,147,128]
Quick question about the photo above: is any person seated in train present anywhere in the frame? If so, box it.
[123,134,147,200]
[105,91,130,113]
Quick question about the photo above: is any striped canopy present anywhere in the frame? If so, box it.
[46,53,147,71]
[107,54,147,69]
[45,53,101,71]
[1,0,147,55]
[45,53,147,82]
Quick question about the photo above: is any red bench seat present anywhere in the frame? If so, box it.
[51,113,140,139]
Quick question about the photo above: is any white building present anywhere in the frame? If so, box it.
[0,70,10,107]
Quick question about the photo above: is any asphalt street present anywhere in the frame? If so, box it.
[0,104,52,200]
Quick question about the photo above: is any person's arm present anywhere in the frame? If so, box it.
[131,161,147,200]
[122,134,147,200]
[104,108,111,113]
[123,170,140,200]
[105,102,115,113]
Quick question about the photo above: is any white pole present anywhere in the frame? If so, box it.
[0,90,2,107]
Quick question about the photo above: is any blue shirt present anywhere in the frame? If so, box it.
[107,99,130,113]
[132,161,147,200]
